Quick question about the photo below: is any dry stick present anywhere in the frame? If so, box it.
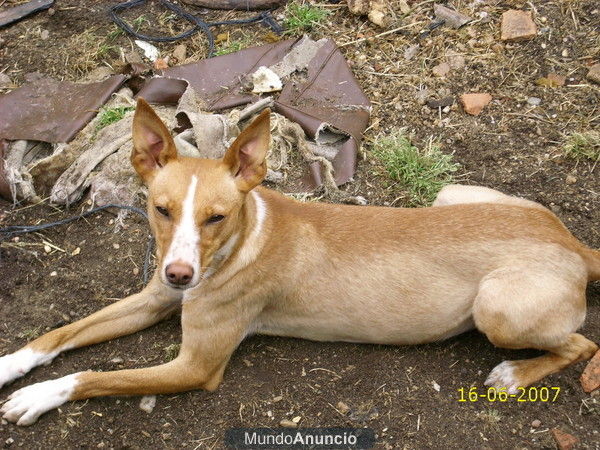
[237,97,274,121]
[340,23,421,47]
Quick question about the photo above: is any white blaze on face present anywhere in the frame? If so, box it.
[162,175,200,286]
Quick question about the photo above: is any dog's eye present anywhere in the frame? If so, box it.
[155,206,169,217]
[206,214,225,224]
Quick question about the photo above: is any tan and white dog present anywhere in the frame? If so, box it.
[1,99,599,425]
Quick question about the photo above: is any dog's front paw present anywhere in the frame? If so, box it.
[1,373,79,426]
[0,350,35,389]
[0,349,57,389]
[484,361,523,394]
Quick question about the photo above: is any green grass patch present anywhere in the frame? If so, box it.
[215,37,251,56]
[563,131,600,162]
[283,1,330,34]
[163,343,181,362]
[18,326,42,341]
[95,106,135,132]
[107,15,149,41]
[372,131,459,206]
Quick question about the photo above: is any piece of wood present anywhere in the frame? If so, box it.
[0,0,54,28]
[181,0,285,10]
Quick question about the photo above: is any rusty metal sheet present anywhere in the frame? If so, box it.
[275,39,370,185]
[0,75,126,143]
[138,39,299,109]
[0,0,54,28]
[137,38,370,188]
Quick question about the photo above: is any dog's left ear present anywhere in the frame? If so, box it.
[223,109,270,193]
[131,98,178,183]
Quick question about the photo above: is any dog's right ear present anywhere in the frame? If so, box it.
[131,98,178,183]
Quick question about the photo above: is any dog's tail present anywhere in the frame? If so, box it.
[582,248,600,282]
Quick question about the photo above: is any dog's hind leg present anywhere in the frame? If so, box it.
[473,256,598,393]
[0,275,182,390]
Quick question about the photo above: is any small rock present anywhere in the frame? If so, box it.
[432,380,441,392]
[47,7,55,15]
[492,43,504,53]
[154,58,169,71]
[172,44,187,64]
[398,0,410,14]
[252,66,282,94]
[501,10,537,42]
[0,72,12,88]
[1,419,7,425]
[434,4,472,28]
[368,1,391,28]
[5,437,14,446]
[531,419,542,428]
[432,62,451,77]
[547,73,566,86]
[459,93,492,116]
[565,174,577,185]
[135,40,160,62]
[97,443,106,449]
[404,44,419,60]
[112,243,120,249]
[110,357,124,364]
[581,349,600,393]
[337,401,350,414]
[351,196,368,206]
[139,395,156,413]
[279,419,297,428]
[427,96,454,109]
[415,88,430,105]
[446,51,465,70]
[551,428,578,450]
[527,97,541,106]
[132,267,140,276]
[292,416,301,423]
[561,49,569,58]
[587,64,600,85]
[50,271,58,277]
[40,30,49,40]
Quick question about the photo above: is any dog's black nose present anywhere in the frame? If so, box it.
[165,262,193,286]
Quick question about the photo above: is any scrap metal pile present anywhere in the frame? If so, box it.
[0,36,371,207]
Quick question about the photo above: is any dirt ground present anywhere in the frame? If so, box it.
[1,0,599,448]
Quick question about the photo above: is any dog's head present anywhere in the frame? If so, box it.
[131,98,270,290]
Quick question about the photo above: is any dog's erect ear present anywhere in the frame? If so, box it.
[223,109,271,193]
[131,98,178,183]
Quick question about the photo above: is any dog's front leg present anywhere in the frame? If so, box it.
[1,298,251,425]
[0,275,181,390]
